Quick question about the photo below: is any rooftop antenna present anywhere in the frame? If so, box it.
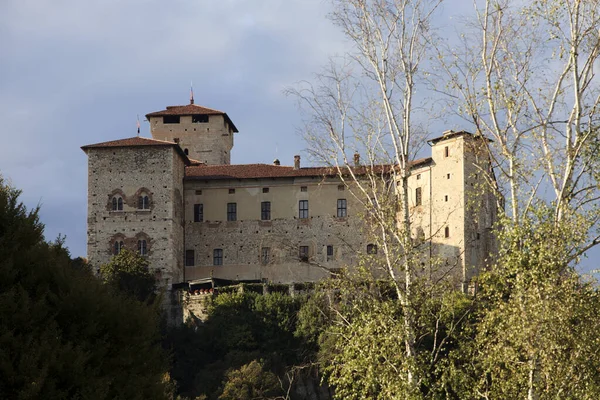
[190,81,194,105]
[136,115,140,137]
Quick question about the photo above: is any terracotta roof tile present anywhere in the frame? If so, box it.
[81,136,190,164]
[185,158,432,180]
[145,104,239,132]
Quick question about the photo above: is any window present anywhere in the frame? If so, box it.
[338,185,345,191]
[185,250,195,266]
[138,240,147,256]
[227,203,237,221]
[444,195,448,202]
[444,146,449,157]
[261,201,271,220]
[415,187,422,206]
[113,240,124,255]
[112,196,123,211]
[337,199,347,217]
[195,189,202,195]
[262,187,269,193]
[163,115,180,124]
[299,246,309,262]
[327,245,334,261]
[299,200,309,219]
[367,244,378,255]
[229,188,235,194]
[192,114,209,123]
[213,249,223,266]
[445,226,450,238]
[417,174,421,180]
[261,247,270,265]
[300,186,308,192]
[184,148,189,155]
[138,195,149,210]
[173,137,180,144]
[447,173,451,179]
[194,204,203,222]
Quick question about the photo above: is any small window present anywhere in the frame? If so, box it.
[367,244,378,255]
[213,249,223,266]
[194,204,203,222]
[138,195,149,210]
[138,240,147,256]
[444,146,449,157]
[337,199,347,217]
[477,232,481,240]
[445,226,450,238]
[416,174,421,180]
[229,188,235,194]
[327,245,334,261]
[185,250,195,266]
[447,173,451,179]
[300,186,308,192]
[192,114,209,123]
[299,200,309,219]
[444,195,448,202]
[415,187,422,206]
[163,115,180,124]
[184,149,189,155]
[262,187,269,193]
[338,185,345,191]
[227,203,237,221]
[261,247,270,265]
[113,240,124,255]
[195,189,203,195]
[173,137,180,144]
[299,246,309,262]
[112,196,123,211]
[261,201,271,220]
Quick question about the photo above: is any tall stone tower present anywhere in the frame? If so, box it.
[145,99,238,165]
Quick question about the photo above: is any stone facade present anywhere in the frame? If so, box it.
[82,101,498,296]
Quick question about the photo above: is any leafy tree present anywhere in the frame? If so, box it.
[218,360,282,400]
[100,248,157,303]
[0,176,171,400]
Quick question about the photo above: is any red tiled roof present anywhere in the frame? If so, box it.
[81,136,190,164]
[145,104,239,132]
[185,158,432,180]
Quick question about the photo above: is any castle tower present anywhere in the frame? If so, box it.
[145,102,238,165]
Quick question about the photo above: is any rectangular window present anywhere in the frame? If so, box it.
[138,195,149,210]
[192,114,209,123]
[163,115,180,124]
[445,226,450,238]
[444,195,448,202]
[185,250,195,266]
[338,184,345,191]
[227,203,237,221]
[444,146,449,157]
[194,204,203,222]
[417,174,421,180]
[195,189,202,195]
[261,201,271,220]
[367,244,378,255]
[262,187,269,193]
[300,186,308,192]
[447,173,451,179]
[337,199,347,217]
[299,200,309,219]
[261,247,270,265]
[415,187,422,206]
[213,249,223,266]
[299,246,309,262]
[138,240,147,256]
[228,188,235,194]
[327,245,334,261]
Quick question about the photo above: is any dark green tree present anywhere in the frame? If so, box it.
[100,249,157,303]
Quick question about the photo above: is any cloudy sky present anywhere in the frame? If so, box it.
[2,0,595,272]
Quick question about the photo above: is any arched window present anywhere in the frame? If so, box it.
[112,196,123,211]
[138,240,147,256]
[138,195,149,210]
[113,240,124,255]
[184,148,189,155]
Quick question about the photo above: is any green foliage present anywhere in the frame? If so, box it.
[100,249,157,303]
[0,177,171,399]
[218,360,282,400]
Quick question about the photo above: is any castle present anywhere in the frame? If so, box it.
[82,99,497,296]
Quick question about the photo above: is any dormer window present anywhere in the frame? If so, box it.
[138,195,150,210]
[192,114,209,123]
[112,196,123,211]
[163,115,180,124]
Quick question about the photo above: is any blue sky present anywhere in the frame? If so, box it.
[0,0,596,273]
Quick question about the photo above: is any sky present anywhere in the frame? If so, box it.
[0,0,597,272]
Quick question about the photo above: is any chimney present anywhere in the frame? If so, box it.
[273,159,280,166]
[294,155,301,170]
[353,152,360,166]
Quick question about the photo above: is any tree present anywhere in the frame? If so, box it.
[0,176,171,399]
[219,360,282,400]
[100,248,157,303]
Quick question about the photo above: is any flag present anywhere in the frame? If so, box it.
[137,115,140,136]
[190,81,194,104]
